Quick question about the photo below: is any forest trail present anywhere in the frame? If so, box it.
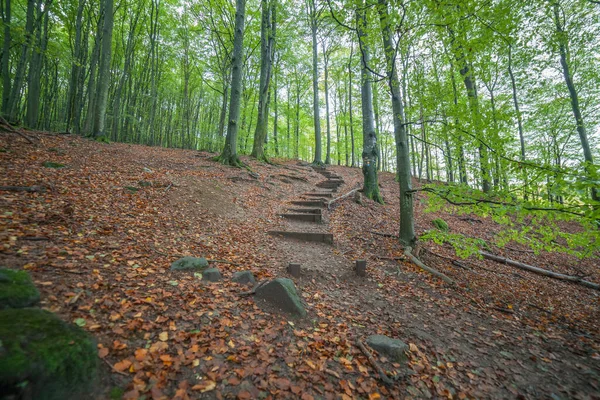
[1,133,599,399]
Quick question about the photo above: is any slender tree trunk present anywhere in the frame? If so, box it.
[7,0,35,123]
[219,0,246,166]
[92,0,114,139]
[356,6,382,203]
[273,71,279,156]
[323,42,332,164]
[507,44,528,199]
[1,0,11,116]
[377,0,415,245]
[26,0,47,128]
[251,0,276,161]
[66,0,86,132]
[307,0,322,164]
[552,1,598,201]
[348,46,355,167]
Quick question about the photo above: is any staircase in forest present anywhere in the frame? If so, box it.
[268,166,344,244]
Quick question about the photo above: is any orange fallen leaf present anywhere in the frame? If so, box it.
[191,380,216,392]
[159,332,168,341]
[113,359,132,372]
[98,347,109,359]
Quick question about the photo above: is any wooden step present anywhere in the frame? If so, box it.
[290,200,325,207]
[268,230,333,244]
[317,181,343,189]
[280,213,322,223]
[288,208,322,214]
[305,192,333,198]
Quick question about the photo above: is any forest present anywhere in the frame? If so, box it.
[1,0,600,398]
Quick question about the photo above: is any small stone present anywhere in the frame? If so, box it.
[0,269,40,309]
[232,271,256,285]
[202,268,222,282]
[170,256,209,271]
[287,263,301,277]
[366,334,408,363]
[138,180,152,187]
[255,278,307,317]
[143,167,153,173]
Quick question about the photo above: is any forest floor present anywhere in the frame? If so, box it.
[1,131,599,400]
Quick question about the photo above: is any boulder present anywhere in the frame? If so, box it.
[232,271,256,285]
[0,308,98,400]
[202,268,222,282]
[255,278,307,317]
[0,269,40,309]
[366,335,408,363]
[170,256,209,272]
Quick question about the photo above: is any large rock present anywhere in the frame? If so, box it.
[255,278,307,317]
[0,308,98,400]
[366,335,408,363]
[170,256,209,272]
[0,269,40,309]
[232,271,256,285]
[202,268,222,282]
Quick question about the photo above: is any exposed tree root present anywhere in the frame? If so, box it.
[355,337,394,386]
[405,246,455,285]
[327,187,360,209]
[479,251,599,290]
[0,116,35,144]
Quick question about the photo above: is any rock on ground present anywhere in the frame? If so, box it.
[170,256,209,271]
[232,271,256,285]
[0,308,98,400]
[255,278,307,317]
[0,269,40,309]
[202,268,222,282]
[366,334,408,363]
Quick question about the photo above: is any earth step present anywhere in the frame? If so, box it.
[304,192,333,198]
[280,213,322,223]
[290,200,325,207]
[287,208,322,214]
[268,231,333,244]
[317,181,343,189]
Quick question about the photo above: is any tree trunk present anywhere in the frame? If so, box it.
[66,0,86,133]
[356,6,383,203]
[1,0,11,116]
[377,0,415,245]
[308,0,322,165]
[348,46,355,167]
[92,0,114,139]
[251,0,275,161]
[218,0,246,166]
[323,41,331,165]
[26,0,47,128]
[552,1,598,201]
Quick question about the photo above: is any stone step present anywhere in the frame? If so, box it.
[304,192,333,198]
[280,213,322,223]
[268,230,333,244]
[287,208,322,214]
[290,200,325,207]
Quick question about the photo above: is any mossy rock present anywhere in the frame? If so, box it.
[432,218,449,232]
[0,269,40,309]
[0,308,98,400]
[255,278,307,317]
[138,180,152,187]
[124,186,139,193]
[170,256,209,271]
[42,161,66,169]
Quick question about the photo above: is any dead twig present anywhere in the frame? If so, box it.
[369,231,398,238]
[103,358,128,376]
[355,337,394,386]
[239,279,269,297]
[327,187,360,209]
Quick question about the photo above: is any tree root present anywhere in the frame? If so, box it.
[355,337,394,386]
[405,246,455,285]
[327,187,360,209]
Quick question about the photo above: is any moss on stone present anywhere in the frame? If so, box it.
[0,308,98,400]
[42,161,66,169]
[432,218,449,232]
[0,269,40,309]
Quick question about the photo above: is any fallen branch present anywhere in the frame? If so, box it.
[239,280,268,297]
[405,246,455,285]
[103,358,128,376]
[479,251,599,290]
[207,259,240,266]
[355,337,394,386]
[0,116,35,143]
[369,231,398,238]
[0,185,46,193]
[327,188,360,209]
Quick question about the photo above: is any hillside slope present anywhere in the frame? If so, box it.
[1,133,599,399]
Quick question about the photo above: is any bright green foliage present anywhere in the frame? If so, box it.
[432,218,449,232]
[0,308,98,400]
[0,269,40,309]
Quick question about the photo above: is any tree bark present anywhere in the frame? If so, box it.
[356,6,382,203]
[1,0,11,116]
[92,0,114,139]
[308,0,322,165]
[218,0,246,166]
[552,1,598,201]
[323,41,331,165]
[377,0,415,245]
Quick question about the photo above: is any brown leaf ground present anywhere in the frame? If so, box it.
[1,132,599,399]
